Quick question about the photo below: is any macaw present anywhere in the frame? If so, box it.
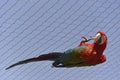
[6,31,107,70]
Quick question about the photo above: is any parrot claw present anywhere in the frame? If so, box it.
[82,35,93,42]
[82,35,87,41]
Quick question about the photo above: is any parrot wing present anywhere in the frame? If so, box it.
[60,46,92,67]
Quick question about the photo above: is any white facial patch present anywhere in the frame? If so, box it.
[94,33,107,45]
[94,33,101,43]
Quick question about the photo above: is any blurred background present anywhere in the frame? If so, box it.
[0,0,120,80]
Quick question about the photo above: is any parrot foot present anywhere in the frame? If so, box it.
[53,64,65,68]
[82,35,93,42]
[52,61,65,68]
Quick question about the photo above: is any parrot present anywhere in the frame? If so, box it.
[5,31,107,70]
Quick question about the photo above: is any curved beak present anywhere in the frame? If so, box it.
[92,33,101,43]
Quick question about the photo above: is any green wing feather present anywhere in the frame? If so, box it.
[61,46,91,66]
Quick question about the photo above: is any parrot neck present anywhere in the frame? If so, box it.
[94,42,107,55]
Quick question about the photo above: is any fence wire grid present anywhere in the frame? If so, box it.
[0,0,120,80]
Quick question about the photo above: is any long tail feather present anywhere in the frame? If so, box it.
[6,52,62,70]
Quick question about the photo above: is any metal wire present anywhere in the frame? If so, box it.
[0,0,120,80]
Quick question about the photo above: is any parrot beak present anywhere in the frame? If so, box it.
[92,33,106,45]
[93,33,101,43]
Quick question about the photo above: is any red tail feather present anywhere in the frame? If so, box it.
[6,52,62,70]
[37,52,62,60]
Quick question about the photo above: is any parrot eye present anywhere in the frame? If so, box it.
[94,33,106,45]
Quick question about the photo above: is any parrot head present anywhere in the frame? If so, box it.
[92,31,107,54]
[94,31,107,45]
[91,31,107,64]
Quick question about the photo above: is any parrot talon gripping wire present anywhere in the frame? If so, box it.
[82,35,93,42]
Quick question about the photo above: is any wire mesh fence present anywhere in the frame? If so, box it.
[0,0,120,80]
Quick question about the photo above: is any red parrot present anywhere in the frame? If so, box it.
[78,31,107,65]
[6,31,107,70]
